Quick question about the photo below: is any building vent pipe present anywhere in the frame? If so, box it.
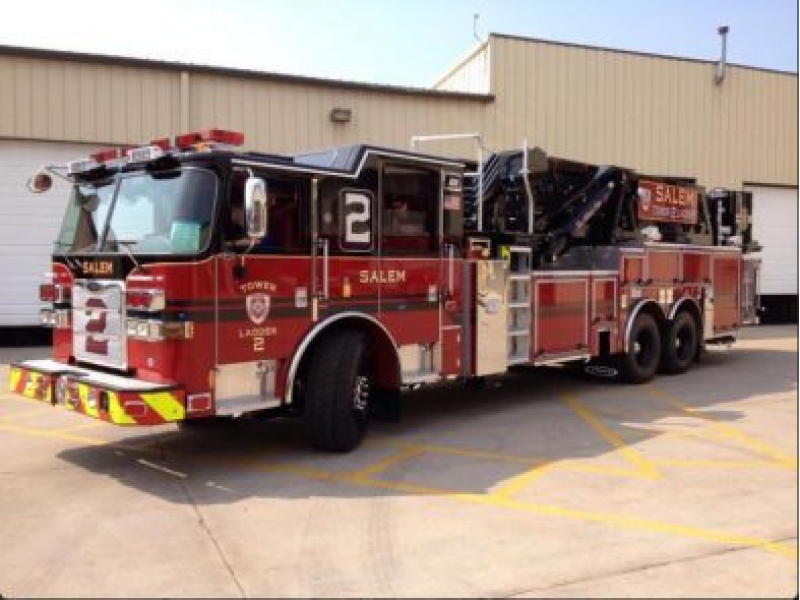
[715,25,729,85]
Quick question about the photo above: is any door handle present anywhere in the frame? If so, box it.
[317,238,329,300]
[445,243,455,296]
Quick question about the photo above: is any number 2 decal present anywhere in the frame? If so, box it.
[340,189,373,251]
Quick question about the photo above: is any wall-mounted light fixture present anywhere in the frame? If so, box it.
[329,107,352,123]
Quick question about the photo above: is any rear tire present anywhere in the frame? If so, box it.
[617,312,661,384]
[659,311,698,375]
[303,329,370,452]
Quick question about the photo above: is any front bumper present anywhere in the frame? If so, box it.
[9,359,185,425]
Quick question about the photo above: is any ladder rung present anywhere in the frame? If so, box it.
[509,274,530,281]
[508,328,529,336]
[508,302,529,309]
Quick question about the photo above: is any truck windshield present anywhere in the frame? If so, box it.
[54,168,217,255]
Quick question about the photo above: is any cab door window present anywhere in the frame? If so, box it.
[228,169,307,253]
[381,164,439,256]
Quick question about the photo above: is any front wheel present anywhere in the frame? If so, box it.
[303,330,371,452]
[659,311,698,375]
[617,312,661,384]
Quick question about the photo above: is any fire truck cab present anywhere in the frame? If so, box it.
[11,129,760,452]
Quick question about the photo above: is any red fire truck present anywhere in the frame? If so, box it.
[10,129,760,451]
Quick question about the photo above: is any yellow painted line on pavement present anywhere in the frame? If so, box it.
[52,421,106,434]
[0,412,794,560]
[349,446,425,479]
[0,420,109,446]
[245,460,797,560]
[558,391,661,480]
[1,393,44,405]
[375,438,644,480]
[0,421,163,456]
[652,458,794,470]
[491,464,554,498]
[0,406,49,422]
[647,388,798,468]
[375,438,548,465]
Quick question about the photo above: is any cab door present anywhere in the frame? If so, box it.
[315,168,381,323]
[378,163,449,382]
[214,168,314,413]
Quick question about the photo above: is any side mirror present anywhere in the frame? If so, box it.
[27,169,53,193]
[244,177,268,239]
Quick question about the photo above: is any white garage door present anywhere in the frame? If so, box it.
[745,184,798,296]
[0,140,107,326]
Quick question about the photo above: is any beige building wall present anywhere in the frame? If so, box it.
[0,50,490,160]
[483,34,797,189]
[186,71,488,156]
[0,36,796,188]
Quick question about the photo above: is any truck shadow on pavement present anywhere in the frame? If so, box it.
[54,339,797,506]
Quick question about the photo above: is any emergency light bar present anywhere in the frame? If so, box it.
[67,158,102,176]
[91,148,130,164]
[175,129,245,149]
[126,145,165,164]
[67,128,245,176]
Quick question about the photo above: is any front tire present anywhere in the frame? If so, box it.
[660,311,698,375]
[303,330,370,452]
[617,312,661,384]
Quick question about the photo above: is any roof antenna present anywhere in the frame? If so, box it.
[473,13,484,43]
[715,25,729,85]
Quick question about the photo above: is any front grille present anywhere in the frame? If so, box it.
[72,279,128,370]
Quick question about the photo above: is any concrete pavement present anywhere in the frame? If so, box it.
[0,325,796,597]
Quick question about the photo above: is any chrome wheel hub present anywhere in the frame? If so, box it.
[353,375,369,411]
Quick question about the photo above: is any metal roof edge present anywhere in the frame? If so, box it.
[489,32,798,77]
[0,44,496,102]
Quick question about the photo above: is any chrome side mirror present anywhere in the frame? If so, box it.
[27,169,53,193]
[245,177,268,239]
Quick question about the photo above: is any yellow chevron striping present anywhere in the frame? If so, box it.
[79,383,100,419]
[141,391,185,422]
[107,392,136,425]
[9,367,22,392]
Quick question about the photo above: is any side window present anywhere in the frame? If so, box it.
[227,170,248,241]
[382,164,438,256]
[227,169,307,253]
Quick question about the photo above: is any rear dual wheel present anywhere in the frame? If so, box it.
[659,311,699,375]
[617,312,661,384]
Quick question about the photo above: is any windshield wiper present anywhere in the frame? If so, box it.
[117,240,144,272]
[72,242,99,254]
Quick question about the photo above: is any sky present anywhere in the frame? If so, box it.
[0,0,796,87]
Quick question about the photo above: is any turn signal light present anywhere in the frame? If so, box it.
[126,318,194,341]
[39,283,56,302]
[40,283,70,303]
[40,308,70,329]
[126,289,166,312]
